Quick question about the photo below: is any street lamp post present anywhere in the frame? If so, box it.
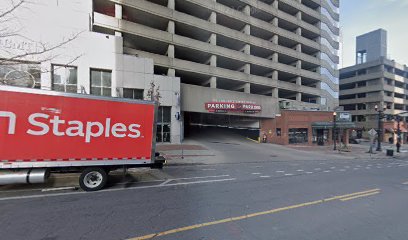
[333,112,337,151]
[375,105,387,152]
[396,115,401,153]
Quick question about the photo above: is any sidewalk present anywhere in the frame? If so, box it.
[286,143,408,160]
[158,141,408,165]
[157,143,217,165]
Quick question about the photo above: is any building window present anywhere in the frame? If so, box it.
[156,106,171,143]
[276,128,281,136]
[312,129,329,145]
[123,88,144,100]
[52,65,77,93]
[356,115,366,122]
[288,128,308,144]
[356,50,367,64]
[357,104,366,110]
[90,69,111,96]
[357,93,366,98]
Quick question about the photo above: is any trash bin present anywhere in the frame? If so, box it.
[386,149,394,156]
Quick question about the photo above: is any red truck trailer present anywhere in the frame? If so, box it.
[0,85,164,191]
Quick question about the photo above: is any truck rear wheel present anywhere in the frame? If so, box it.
[79,167,108,192]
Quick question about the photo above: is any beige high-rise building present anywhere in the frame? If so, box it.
[0,0,340,142]
[340,29,408,140]
[93,0,340,132]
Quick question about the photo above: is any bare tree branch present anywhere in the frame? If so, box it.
[0,0,84,89]
[0,0,25,19]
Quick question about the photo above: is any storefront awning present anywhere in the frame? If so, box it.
[312,122,356,129]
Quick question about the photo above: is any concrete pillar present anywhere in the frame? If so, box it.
[209,33,217,45]
[296,27,302,36]
[243,5,251,16]
[272,88,279,98]
[244,64,250,74]
[296,11,302,21]
[296,44,302,52]
[244,83,250,93]
[272,70,278,80]
[167,21,175,34]
[210,77,217,88]
[296,60,301,69]
[115,4,122,37]
[271,35,279,44]
[242,24,251,35]
[242,44,251,54]
[210,55,217,67]
[268,52,279,62]
[296,92,302,101]
[167,45,175,58]
[167,0,175,9]
[272,0,278,8]
[115,4,122,19]
[209,12,217,23]
[296,76,301,85]
[167,68,175,77]
[271,17,279,27]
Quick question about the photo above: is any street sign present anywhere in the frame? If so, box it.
[368,128,377,137]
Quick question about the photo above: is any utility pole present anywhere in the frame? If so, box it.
[333,112,337,151]
[375,105,386,152]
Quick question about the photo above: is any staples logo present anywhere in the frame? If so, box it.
[0,111,16,134]
[0,111,141,143]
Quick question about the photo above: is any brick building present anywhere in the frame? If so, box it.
[260,110,354,146]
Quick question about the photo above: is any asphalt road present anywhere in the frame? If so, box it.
[1,133,408,240]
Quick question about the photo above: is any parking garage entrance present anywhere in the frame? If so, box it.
[184,112,261,140]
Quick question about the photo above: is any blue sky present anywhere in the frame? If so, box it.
[340,0,408,67]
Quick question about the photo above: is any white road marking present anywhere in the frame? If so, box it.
[259,176,271,178]
[159,179,173,186]
[0,178,237,202]
[167,175,230,181]
[41,187,77,192]
[323,170,331,173]
[306,172,313,174]
[252,173,261,175]
[276,171,285,173]
[314,168,321,171]
[284,173,294,176]
[296,169,304,172]
[202,169,216,171]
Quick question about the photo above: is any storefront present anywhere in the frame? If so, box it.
[260,110,355,146]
